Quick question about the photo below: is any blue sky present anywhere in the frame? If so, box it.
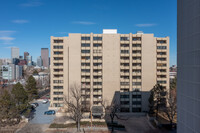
[0,0,177,65]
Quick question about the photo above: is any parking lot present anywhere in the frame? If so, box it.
[30,100,55,124]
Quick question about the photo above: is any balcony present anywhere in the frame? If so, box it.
[93,72,102,76]
[93,60,102,63]
[120,60,130,63]
[132,66,141,69]
[93,91,102,95]
[132,41,142,44]
[81,47,90,50]
[81,66,90,69]
[132,79,141,82]
[93,78,102,82]
[81,78,91,82]
[93,85,102,88]
[120,66,129,69]
[120,53,129,57]
[120,78,129,82]
[81,53,90,57]
[120,98,130,101]
[120,72,129,76]
[81,59,90,63]
[132,60,141,63]
[132,98,141,101]
[93,66,102,69]
[81,72,90,76]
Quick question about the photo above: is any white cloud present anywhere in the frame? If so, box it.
[12,20,29,24]
[0,30,16,45]
[135,23,157,27]
[72,21,96,25]
[20,1,43,7]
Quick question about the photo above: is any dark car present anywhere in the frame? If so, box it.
[44,110,56,115]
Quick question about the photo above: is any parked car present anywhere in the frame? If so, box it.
[31,103,37,108]
[42,99,48,104]
[44,110,55,115]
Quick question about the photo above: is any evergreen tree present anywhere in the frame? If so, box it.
[0,90,20,127]
[12,82,29,113]
[26,75,38,101]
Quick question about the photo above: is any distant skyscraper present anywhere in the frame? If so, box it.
[37,56,43,67]
[41,48,49,68]
[24,52,29,60]
[11,47,19,59]
[27,56,32,66]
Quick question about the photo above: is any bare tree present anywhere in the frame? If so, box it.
[63,83,83,132]
[161,92,177,129]
[101,99,127,132]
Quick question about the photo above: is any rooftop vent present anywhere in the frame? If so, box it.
[103,29,117,34]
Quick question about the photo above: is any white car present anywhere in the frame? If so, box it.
[31,103,37,108]
[42,99,48,104]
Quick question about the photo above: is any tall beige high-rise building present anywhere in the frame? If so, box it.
[49,29,169,112]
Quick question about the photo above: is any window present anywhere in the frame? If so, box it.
[93,43,102,47]
[157,40,166,44]
[53,92,63,95]
[54,51,63,55]
[132,50,141,54]
[54,69,63,72]
[54,40,63,43]
[157,52,166,55]
[81,56,90,60]
[93,63,102,66]
[120,101,129,105]
[133,69,141,73]
[132,57,141,60]
[121,76,129,79]
[93,82,102,85]
[132,95,141,98]
[157,58,166,61]
[93,37,102,41]
[54,45,63,49]
[53,97,63,101]
[120,57,129,60]
[132,101,141,105]
[120,95,129,98]
[54,74,63,78]
[132,76,141,79]
[93,56,102,60]
[121,50,129,54]
[121,63,129,66]
[157,46,167,49]
[53,80,63,83]
[132,37,141,41]
[53,103,63,107]
[120,82,129,85]
[121,44,129,47]
[132,44,141,47]
[81,63,90,66]
[54,63,63,66]
[157,80,167,84]
[157,63,167,67]
[54,57,63,60]
[132,63,141,66]
[81,50,90,53]
[157,75,166,78]
[81,37,90,40]
[120,37,129,41]
[81,69,90,72]
[81,43,90,47]
[132,82,141,85]
[53,86,63,89]
[157,69,166,72]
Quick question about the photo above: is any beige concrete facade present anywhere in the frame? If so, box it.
[50,30,169,112]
